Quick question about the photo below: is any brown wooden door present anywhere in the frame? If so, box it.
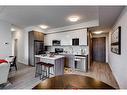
[92,37,106,63]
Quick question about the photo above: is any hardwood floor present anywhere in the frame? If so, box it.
[33,74,115,89]
[4,62,119,89]
[65,61,119,89]
[5,63,41,89]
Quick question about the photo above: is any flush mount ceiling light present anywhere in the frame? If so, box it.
[68,15,80,22]
[39,25,48,29]
[93,31,103,34]
[11,28,16,31]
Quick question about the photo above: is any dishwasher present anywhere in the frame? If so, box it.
[74,56,86,72]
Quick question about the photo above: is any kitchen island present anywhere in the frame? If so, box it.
[35,55,65,76]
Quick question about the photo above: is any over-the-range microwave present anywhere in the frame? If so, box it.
[52,40,61,46]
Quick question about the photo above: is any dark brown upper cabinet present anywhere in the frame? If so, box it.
[33,31,44,41]
[28,31,44,66]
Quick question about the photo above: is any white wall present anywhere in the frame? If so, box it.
[12,28,25,64]
[108,7,127,89]
[0,21,12,59]
[12,26,44,65]
[92,33,109,63]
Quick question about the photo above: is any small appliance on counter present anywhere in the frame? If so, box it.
[49,52,55,57]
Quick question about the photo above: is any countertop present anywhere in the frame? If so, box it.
[35,55,65,60]
[58,53,88,58]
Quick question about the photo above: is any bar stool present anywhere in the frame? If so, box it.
[46,63,54,78]
[35,62,48,80]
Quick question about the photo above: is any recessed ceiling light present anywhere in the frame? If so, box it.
[68,15,80,22]
[11,28,16,31]
[39,25,48,29]
[93,31,103,34]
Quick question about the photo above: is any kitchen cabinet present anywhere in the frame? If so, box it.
[35,55,65,76]
[64,54,75,69]
[44,33,61,46]
[69,29,87,45]
[44,29,87,46]
[61,32,71,45]
[63,54,87,72]
[44,34,52,46]
[28,31,44,66]
[34,31,44,41]
[79,29,87,45]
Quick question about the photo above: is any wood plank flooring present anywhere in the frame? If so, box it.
[4,61,119,89]
[5,63,41,89]
[65,61,119,89]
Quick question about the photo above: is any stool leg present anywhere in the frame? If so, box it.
[41,66,47,80]
[46,67,48,78]
[40,64,42,80]
[41,65,45,80]
[52,67,54,76]
[35,64,38,77]
[48,67,50,78]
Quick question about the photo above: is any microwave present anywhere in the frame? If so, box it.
[52,40,61,46]
[72,38,79,45]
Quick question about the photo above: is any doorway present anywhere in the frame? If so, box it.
[14,39,18,57]
[92,37,106,63]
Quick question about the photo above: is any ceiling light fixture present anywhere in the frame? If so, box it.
[39,25,48,29]
[93,31,103,34]
[11,28,16,31]
[68,15,80,22]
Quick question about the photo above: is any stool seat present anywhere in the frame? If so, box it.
[36,62,47,65]
[46,63,54,67]
[35,62,54,80]
[35,62,48,79]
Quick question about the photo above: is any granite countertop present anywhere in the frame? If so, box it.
[75,56,87,59]
[58,53,88,57]
[35,55,65,60]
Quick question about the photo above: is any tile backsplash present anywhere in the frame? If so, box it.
[47,45,89,55]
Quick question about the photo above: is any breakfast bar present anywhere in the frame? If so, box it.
[35,55,65,76]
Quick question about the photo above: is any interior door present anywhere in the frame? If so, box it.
[92,37,106,63]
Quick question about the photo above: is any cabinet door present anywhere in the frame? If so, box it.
[34,32,39,40]
[64,54,75,69]
[38,32,44,41]
[34,32,44,41]
[44,34,52,46]
[69,29,87,45]
[61,32,71,45]
[79,29,87,45]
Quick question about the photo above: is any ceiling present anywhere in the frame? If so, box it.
[0,6,124,31]
[90,6,124,33]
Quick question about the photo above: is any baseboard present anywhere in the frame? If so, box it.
[108,62,120,89]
